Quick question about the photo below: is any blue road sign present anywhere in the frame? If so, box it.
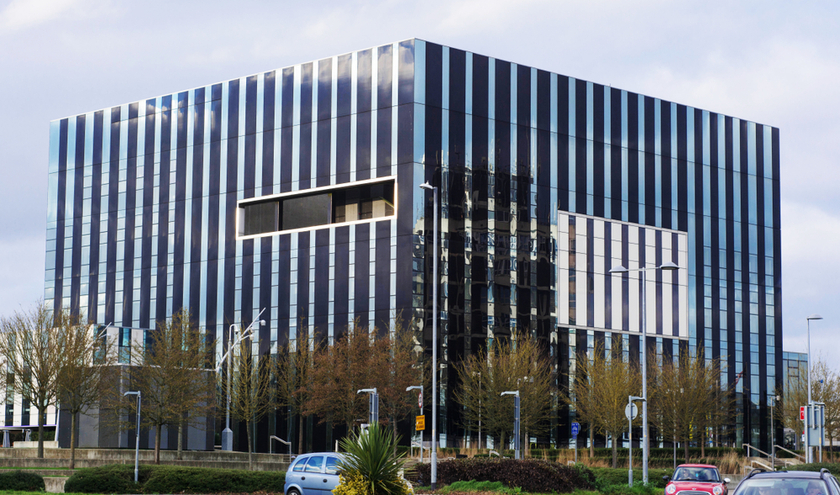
[571,422,580,437]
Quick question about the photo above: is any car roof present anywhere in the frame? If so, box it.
[293,452,343,460]
[677,464,720,469]
[748,471,828,479]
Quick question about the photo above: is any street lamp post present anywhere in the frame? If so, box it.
[771,395,778,468]
[219,309,266,452]
[609,261,679,485]
[501,391,520,460]
[123,391,141,484]
[627,395,643,486]
[420,182,439,490]
[357,388,379,425]
[805,314,822,463]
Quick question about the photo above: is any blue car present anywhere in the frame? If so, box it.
[284,452,344,495]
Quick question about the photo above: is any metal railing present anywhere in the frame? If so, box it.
[773,445,805,465]
[270,435,293,458]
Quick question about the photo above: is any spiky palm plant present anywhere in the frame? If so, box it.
[336,423,410,495]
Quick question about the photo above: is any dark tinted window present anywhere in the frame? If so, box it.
[283,193,331,230]
[243,201,278,235]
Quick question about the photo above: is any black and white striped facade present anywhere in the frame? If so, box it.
[42,39,782,452]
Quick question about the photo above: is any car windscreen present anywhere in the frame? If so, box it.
[735,478,829,495]
[674,467,720,482]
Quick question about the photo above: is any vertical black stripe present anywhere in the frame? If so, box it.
[140,100,156,325]
[155,98,171,323]
[70,114,85,314]
[189,89,205,321]
[354,223,370,328]
[89,111,104,319]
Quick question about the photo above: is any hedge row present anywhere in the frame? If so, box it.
[589,466,672,489]
[63,464,286,494]
[414,458,596,493]
[777,463,840,473]
[0,470,45,491]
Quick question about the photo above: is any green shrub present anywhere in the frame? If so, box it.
[0,470,46,491]
[337,423,410,495]
[413,458,596,493]
[590,467,671,489]
[63,464,285,494]
[782,463,840,473]
[64,464,152,493]
[143,466,286,493]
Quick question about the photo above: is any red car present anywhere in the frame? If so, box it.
[664,464,731,495]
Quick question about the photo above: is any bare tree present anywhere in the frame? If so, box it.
[55,321,117,468]
[227,328,273,469]
[778,359,840,451]
[649,350,726,462]
[306,321,381,432]
[0,301,70,458]
[455,333,554,454]
[563,340,640,468]
[371,318,426,447]
[104,309,216,464]
[274,323,319,454]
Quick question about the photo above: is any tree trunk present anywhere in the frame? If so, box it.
[684,440,690,464]
[177,421,183,460]
[298,411,305,454]
[589,428,594,459]
[612,433,618,468]
[37,405,45,459]
[246,420,254,470]
[700,429,705,458]
[70,412,77,470]
[155,425,162,464]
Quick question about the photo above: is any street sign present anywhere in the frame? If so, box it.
[416,415,425,431]
[571,422,580,437]
[625,403,639,421]
[419,391,423,411]
[801,406,806,421]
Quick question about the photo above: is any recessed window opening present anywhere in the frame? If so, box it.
[238,178,395,237]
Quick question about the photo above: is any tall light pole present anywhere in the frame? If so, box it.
[806,314,822,464]
[219,309,266,452]
[357,388,379,425]
[420,181,438,490]
[501,391,521,459]
[609,261,679,485]
[123,391,141,484]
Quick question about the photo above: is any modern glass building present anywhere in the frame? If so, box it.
[40,39,782,452]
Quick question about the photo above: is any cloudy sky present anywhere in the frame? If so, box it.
[0,0,837,367]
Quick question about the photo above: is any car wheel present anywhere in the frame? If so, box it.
[288,488,301,495]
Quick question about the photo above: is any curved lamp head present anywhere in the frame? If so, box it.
[419,182,435,191]
[659,261,680,271]
[807,314,823,321]
[609,265,628,274]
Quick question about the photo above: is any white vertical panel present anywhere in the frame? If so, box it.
[559,267,569,325]
[679,284,689,338]
[594,259,605,328]
[662,273,673,336]
[612,271,623,331]
[628,272,639,334]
